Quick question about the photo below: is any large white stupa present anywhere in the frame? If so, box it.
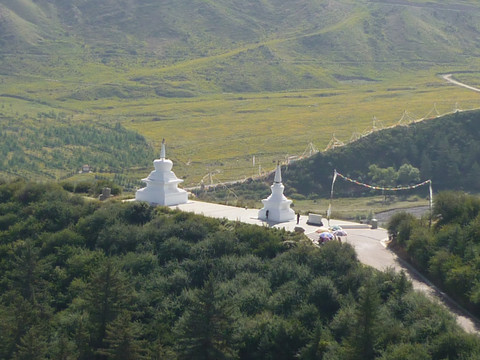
[258,162,295,222]
[135,139,188,206]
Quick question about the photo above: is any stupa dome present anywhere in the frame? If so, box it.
[258,162,295,222]
[135,139,188,206]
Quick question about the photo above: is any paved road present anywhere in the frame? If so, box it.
[324,227,479,333]
[170,200,479,333]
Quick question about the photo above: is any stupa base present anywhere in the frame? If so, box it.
[135,188,188,206]
[258,207,295,223]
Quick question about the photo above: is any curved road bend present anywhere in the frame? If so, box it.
[307,224,480,334]
[442,74,480,93]
[170,200,479,333]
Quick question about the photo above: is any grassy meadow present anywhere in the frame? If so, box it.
[292,195,430,222]
[1,67,480,187]
[2,0,480,187]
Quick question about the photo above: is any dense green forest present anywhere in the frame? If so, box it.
[1,179,480,359]
[0,112,154,180]
[387,191,480,319]
[283,109,480,197]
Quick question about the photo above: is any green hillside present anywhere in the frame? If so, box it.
[0,113,154,182]
[281,109,480,197]
[2,0,480,93]
[197,109,480,214]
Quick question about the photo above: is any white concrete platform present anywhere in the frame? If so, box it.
[170,200,358,233]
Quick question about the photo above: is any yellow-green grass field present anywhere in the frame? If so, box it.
[119,70,480,186]
[292,195,430,221]
[2,67,480,186]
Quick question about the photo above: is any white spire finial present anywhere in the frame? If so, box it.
[274,161,282,183]
[160,138,166,159]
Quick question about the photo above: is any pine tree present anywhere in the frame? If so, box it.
[344,279,381,360]
[50,332,78,360]
[0,292,40,359]
[96,311,146,360]
[13,325,48,360]
[174,276,237,360]
[72,312,93,360]
[83,259,132,354]
[9,239,48,305]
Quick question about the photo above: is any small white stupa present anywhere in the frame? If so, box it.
[135,139,188,206]
[258,162,295,222]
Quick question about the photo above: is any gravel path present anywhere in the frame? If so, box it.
[442,74,480,93]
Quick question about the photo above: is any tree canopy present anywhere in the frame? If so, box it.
[387,191,480,317]
[284,110,480,197]
[0,180,479,359]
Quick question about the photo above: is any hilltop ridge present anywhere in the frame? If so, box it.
[1,0,480,94]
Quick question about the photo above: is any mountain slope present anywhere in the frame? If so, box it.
[1,0,480,94]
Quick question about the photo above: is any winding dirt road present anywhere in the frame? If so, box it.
[442,74,480,93]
